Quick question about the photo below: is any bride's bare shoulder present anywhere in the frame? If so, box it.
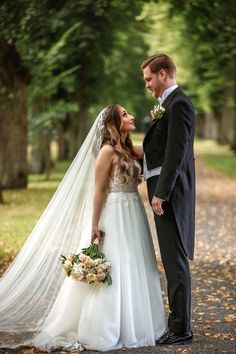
[100,144,114,152]
[96,144,115,164]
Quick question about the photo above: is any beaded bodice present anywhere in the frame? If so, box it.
[107,161,140,194]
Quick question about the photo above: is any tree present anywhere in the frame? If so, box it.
[0,0,43,187]
[20,0,151,159]
[0,40,29,188]
[46,0,150,155]
[0,182,3,204]
[0,0,151,186]
[166,0,236,149]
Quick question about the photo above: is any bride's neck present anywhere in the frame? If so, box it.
[121,133,128,143]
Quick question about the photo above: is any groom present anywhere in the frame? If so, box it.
[141,54,195,345]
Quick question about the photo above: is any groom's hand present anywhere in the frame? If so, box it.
[152,196,165,216]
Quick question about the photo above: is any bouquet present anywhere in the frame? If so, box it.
[60,232,112,286]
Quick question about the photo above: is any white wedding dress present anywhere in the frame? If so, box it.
[31,163,166,352]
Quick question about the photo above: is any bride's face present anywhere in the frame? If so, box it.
[119,106,136,134]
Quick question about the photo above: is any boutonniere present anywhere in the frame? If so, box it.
[150,102,165,120]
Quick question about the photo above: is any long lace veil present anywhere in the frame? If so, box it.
[0,108,106,348]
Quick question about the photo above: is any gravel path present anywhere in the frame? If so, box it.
[1,156,235,354]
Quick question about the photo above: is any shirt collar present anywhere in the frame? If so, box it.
[158,84,178,104]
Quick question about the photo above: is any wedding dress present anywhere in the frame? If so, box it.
[32,162,166,351]
[0,108,166,351]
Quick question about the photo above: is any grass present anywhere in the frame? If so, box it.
[0,161,70,262]
[0,136,235,263]
[132,133,236,178]
[194,138,236,178]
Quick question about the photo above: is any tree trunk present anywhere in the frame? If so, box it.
[230,80,236,153]
[57,128,69,161]
[57,114,71,160]
[213,107,225,145]
[0,41,29,189]
[0,181,4,204]
[29,131,52,177]
[232,112,236,152]
[195,112,205,138]
[68,104,91,159]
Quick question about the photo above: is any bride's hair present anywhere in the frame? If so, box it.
[102,104,141,183]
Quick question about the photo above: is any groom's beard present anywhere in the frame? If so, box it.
[151,87,163,99]
[151,89,158,98]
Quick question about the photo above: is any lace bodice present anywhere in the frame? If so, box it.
[107,161,140,194]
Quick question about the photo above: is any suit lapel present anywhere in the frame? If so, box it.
[143,118,158,145]
[143,87,182,147]
[162,86,181,109]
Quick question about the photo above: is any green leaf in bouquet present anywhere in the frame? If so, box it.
[59,255,67,263]
[72,254,80,263]
[81,243,105,259]
[67,269,72,277]
[106,274,112,286]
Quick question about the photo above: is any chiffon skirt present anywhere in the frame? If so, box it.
[32,192,166,351]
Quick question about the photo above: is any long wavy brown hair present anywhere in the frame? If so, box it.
[102,104,141,184]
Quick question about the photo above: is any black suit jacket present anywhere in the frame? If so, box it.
[143,87,196,259]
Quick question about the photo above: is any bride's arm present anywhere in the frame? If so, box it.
[91,145,114,243]
[133,145,144,159]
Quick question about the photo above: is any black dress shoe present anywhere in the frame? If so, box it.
[156,330,193,345]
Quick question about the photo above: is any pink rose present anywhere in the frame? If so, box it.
[96,273,106,281]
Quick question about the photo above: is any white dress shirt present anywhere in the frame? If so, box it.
[143,84,178,180]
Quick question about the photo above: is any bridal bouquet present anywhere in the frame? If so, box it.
[60,233,112,285]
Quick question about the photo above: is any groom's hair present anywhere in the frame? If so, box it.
[141,54,176,78]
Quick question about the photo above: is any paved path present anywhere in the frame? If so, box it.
[1,156,235,354]
[137,157,236,354]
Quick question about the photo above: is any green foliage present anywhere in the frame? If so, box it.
[2,0,234,147]
[100,20,154,126]
[80,243,105,260]
[142,0,236,113]
[1,0,152,139]
[166,0,236,111]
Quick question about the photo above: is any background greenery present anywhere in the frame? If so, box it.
[0,135,235,263]
[0,0,236,260]
[0,1,235,187]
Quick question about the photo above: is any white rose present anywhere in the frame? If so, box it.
[93,259,100,266]
[64,260,72,269]
[86,273,97,282]
[72,264,84,276]
[79,253,86,262]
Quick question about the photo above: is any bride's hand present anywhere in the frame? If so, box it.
[91,226,104,244]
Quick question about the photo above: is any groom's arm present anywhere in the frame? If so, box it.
[154,99,194,201]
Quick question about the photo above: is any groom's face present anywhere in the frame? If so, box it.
[143,66,164,99]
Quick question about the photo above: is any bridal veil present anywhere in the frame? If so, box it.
[0,109,106,348]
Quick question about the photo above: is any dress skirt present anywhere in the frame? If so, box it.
[32,192,166,352]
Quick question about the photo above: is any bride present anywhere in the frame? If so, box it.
[0,104,166,351]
